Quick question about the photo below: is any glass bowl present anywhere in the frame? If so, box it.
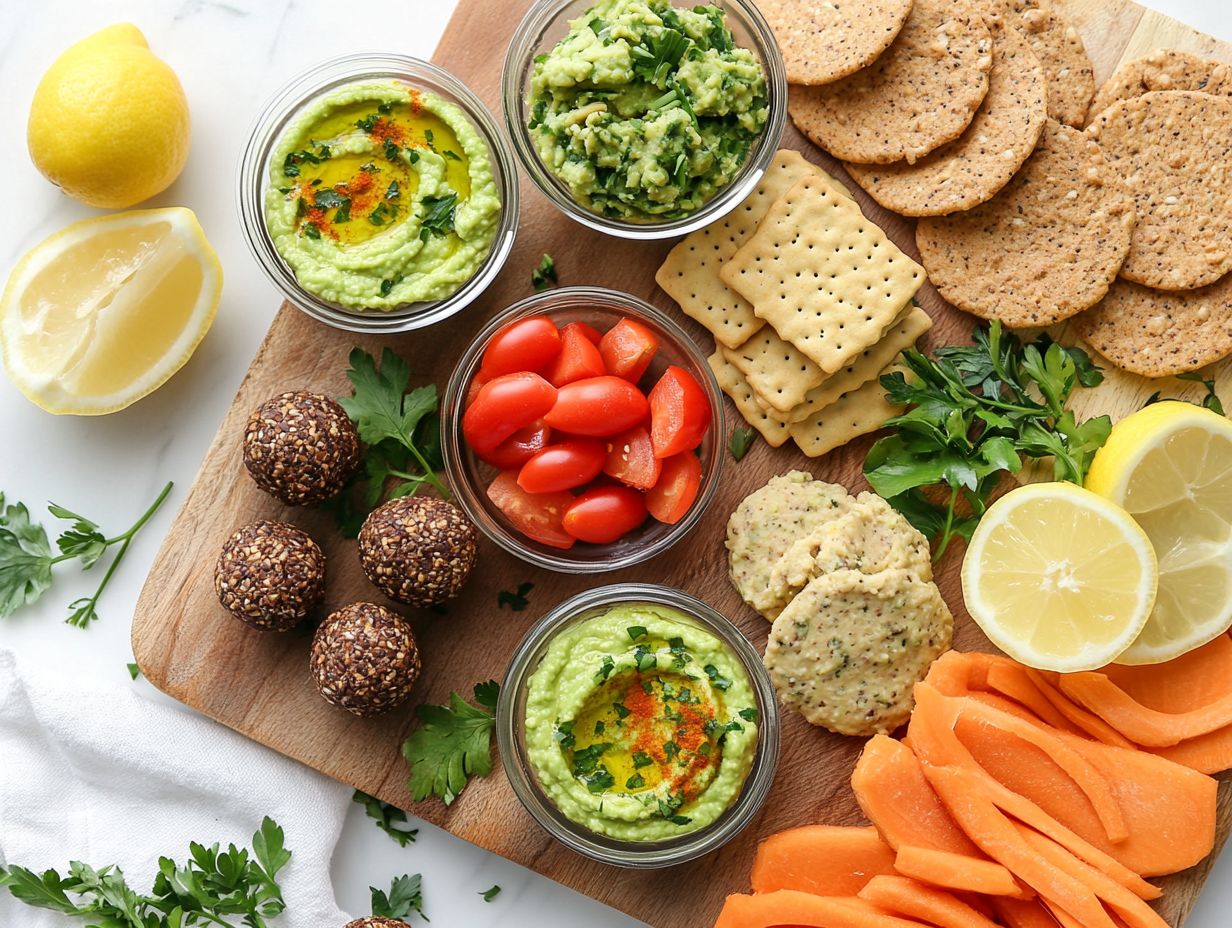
[501,0,787,240]
[237,53,520,334]
[441,287,725,573]
[497,583,780,867]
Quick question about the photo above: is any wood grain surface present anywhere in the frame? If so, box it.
[132,1,1232,925]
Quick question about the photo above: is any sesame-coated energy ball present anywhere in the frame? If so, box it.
[242,391,361,506]
[358,497,478,608]
[214,520,325,631]
[343,919,406,928]
[310,602,421,718]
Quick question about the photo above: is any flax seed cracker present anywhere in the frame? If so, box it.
[916,119,1135,326]
[789,0,992,164]
[1087,49,1232,125]
[845,21,1047,217]
[1086,90,1232,291]
[762,0,915,86]
[788,366,905,458]
[721,174,925,372]
[707,350,792,448]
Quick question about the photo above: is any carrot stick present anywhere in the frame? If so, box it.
[1027,670,1137,748]
[859,874,1000,928]
[893,845,1029,898]
[714,890,938,928]
[750,825,896,896]
[1059,672,1232,746]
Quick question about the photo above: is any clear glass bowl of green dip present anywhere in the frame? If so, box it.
[237,54,520,333]
[498,583,780,867]
[501,0,787,240]
[441,286,725,573]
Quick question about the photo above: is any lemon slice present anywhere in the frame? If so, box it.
[1,207,221,415]
[961,482,1158,672]
[1085,401,1232,664]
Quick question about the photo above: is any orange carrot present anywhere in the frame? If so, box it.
[925,650,998,694]
[750,825,896,896]
[714,890,935,928]
[992,897,1068,928]
[1059,672,1232,746]
[893,845,1028,898]
[858,874,1000,928]
[1149,724,1232,774]
[984,661,1084,734]
[852,735,981,856]
[1027,670,1137,748]
[1100,635,1232,713]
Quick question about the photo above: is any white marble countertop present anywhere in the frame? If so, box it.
[0,1,1229,926]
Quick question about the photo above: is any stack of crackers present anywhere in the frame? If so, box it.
[656,150,929,458]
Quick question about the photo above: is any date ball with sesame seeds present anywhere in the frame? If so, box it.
[358,497,478,608]
[310,601,421,717]
[344,919,406,928]
[242,391,361,506]
[214,520,325,631]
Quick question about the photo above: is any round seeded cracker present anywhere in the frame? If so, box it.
[1086,90,1232,291]
[762,0,915,86]
[916,119,1136,326]
[845,20,1047,216]
[1087,49,1232,125]
[789,0,993,165]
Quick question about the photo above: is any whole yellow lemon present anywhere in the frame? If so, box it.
[27,24,190,209]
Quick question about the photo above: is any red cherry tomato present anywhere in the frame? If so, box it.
[463,372,557,454]
[517,439,606,494]
[602,426,662,490]
[547,322,607,387]
[649,366,711,458]
[599,318,659,382]
[544,376,650,437]
[476,420,551,470]
[465,368,492,408]
[573,322,603,345]
[646,452,702,525]
[486,470,575,549]
[563,486,648,544]
[481,316,561,376]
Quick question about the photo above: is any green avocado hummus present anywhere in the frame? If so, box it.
[264,80,500,310]
[525,604,758,841]
[527,0,769,222]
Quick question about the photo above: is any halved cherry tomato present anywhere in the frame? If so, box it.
[463,372,557,455]
[646,452,702,525]
[544,376,649,437]
[481,316,561,376]
[465,368,492,407]
[573,322,603,345]
[649,366,710,458]
[476,420,551,470]
[563,486,648,544]
[517,439,605,494]
[547,322,606,387]
[599,318,659,382]
[486,470,575,549]
[602,426,662,490]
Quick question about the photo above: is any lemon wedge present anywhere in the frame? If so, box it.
[961,482,1158,672]
[0,207,222,415]
[1085,400,1232,664]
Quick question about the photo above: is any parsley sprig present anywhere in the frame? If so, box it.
[371,873,426,922]
[353,790,418,847]
[402,681,499,806]
[864,322,1110,560]
[0,817,290,927]
[0,482,173,626]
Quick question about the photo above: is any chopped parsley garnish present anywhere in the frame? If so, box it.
[497,581,534,611]
[625,773,646,790]
[594,720,606,736]
[630,27,691,86]
[572,742,610,776]
[632,751,653,768]
[583,766,615,793]
[531,253,558,292]
[626,625,648,641]
[442,149,461,161]
[663,740,680,762]
[596,654,616,683]
[729,426,757,461]
[424,128,435,148]
[282,143,330,177]
[738,707,759,722]
[352,789,418,847]
[332,201,351,223]
[377,101,394,114]
[613,701,631,720]
[126,662,140,680]
[554,720,576,750]
[480,885,501,903]
[368,202,390,226]
[357,113,380,133]
[704,664,732,691]
[633,645,657,672]
[386,179,401,200]
[359,161,378,173]
[303,223,321,240]
[384,139,401,161]
[418,193,457,241]
[668,636,691,670]
[378,275,402,297]
[313,188,347,209]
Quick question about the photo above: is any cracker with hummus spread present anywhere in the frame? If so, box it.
[722,174,925,374]
[763,568,953,736]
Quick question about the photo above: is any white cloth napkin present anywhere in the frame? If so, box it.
[0,649,351,927]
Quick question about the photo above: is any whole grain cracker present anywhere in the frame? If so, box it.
[655,150,851,349]
[1074,274,1232,377]
[721,328,827,414]
[789,365,906,458]
[789,0,992,164]
[762,0,914,86]
[708,351,792,447]
[1086,90,1232,291]
[976,0,1094,126]
[845,21,1047,217]
[1087,49,1232,125]
[916,119,1135,326]
[756,304,933,423]
[721,173,925,372]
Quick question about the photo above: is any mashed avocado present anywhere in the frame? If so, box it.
[527,0,769,222]
[524,603,758,841]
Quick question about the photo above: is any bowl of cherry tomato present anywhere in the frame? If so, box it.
[442,286,724,572]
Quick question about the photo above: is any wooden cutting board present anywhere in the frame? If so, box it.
[133,1,1232,925]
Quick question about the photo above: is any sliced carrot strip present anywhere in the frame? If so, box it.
[1059,672,1232,746]
[1027,670,1137,748]
[858,874,1000,928]
[985,661,1084,733]
[714,890,935,928]
[925,650,998,694]
[992,897,1068,928]
[852,735,981,856]
[1149,724,1232,774]
[750,825,896,896]
[893,845,1028,898]
[1100,635,1232,714]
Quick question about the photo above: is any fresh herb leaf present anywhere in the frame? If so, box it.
[631,27,692,86]
[313,188,347,209]
[554,720,576,749]
[738,707,758,722]
[333,199,352,223]
[625,772,646,789]
[626,625,648,641]
[729,426,757,461]
[442,149,461,161]
[303,223,321,240]
[595,654,616,682]
[632,750,653,768]
[385,139,402,161]
[633,645,657,672]
[418,194,457,241]
[1176,372,1225,416]
[704,664,732,691]
[571,742,609,776]
[353,790,418,847]
[369,201,391,226]
[497,581,534,611]
[424,129,435,148]
[582,765,615,793]
[402,682,499,805]
[613,701,631,720]
[386,180,401,200]
[126,662,140,681]
[531,254,558,292]
[371,872,426,921]
[479,884,501,903]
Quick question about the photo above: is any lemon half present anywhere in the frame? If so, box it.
[1085,401,1232,664]
[961,482,1158,672]
[0,207,222,415]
